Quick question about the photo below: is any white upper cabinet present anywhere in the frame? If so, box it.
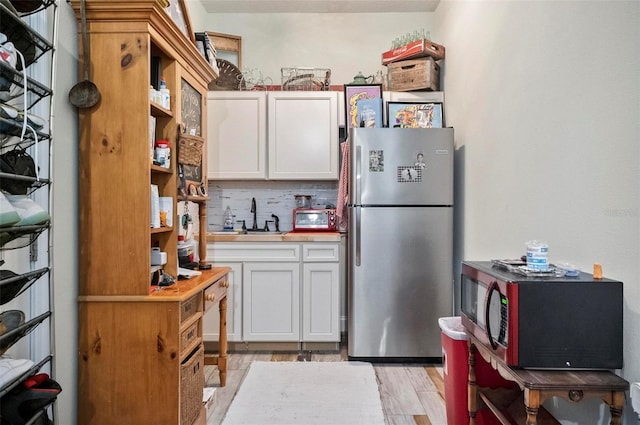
[207,91,338,180]
[207,91,268,179]
[267,91,339,180]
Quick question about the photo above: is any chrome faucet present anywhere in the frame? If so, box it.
[250,197,258,230]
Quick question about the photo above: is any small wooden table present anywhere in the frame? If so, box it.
[467,332,628,425]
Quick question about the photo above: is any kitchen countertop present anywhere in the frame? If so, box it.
[206,231,342,243]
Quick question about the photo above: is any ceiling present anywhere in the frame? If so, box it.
[200,0,441,14]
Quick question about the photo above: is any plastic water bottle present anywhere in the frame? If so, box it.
[159,77,170,109]
[223,206,234,231]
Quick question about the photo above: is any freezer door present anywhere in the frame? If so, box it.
[350,127,454,206]
[348,206,453,358]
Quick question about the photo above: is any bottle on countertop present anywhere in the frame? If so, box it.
[223,206,235,231]
[159,76,170,109]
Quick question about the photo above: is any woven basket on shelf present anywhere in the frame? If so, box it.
[209,59,246,91]
[178,137,203,166]
[180,346,205,425]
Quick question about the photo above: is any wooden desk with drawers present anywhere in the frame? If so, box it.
[78,268,230,424]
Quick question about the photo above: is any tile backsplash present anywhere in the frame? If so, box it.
[207,181,338,232]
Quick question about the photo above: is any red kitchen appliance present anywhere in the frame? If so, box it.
[292,208,337,232]
[460,261,623,370]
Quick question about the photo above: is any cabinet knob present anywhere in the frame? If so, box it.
[205,293,216,302]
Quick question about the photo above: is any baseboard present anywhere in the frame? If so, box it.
[204,338,343,353]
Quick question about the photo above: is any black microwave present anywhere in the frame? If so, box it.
[461,261,623,369]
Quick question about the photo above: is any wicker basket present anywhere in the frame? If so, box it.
[281,67,331,91]
[181,346,205,425]
[178,137,203,167]
[209,59,246,91]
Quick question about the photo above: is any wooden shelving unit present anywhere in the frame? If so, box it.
[72,1,222,423]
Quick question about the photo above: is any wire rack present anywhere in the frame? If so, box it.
[281,67,331,91]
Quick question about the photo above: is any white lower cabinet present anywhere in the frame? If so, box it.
[205,241,340,342]
[243,262,301,341]
[302,262,340,341]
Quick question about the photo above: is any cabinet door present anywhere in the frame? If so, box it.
[207,91,267,179]
[302,262,340,341]
[268,92,338,180]
[243,262,300,341]
[203,262,242,341]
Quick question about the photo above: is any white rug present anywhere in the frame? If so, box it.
[222,361,386,425]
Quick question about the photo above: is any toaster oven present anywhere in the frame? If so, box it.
[461,261,623,369]
[292,208,337,232]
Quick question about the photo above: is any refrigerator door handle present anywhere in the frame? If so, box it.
[355,206,361,266]
[355,145,362,205]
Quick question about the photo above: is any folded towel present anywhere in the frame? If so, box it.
[336,139,349,230]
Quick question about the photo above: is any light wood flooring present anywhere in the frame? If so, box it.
[203,346,447,425]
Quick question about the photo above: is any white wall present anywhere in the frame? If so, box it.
[194,12,435,85]
[434,0,640,422]
[51,4,79,425]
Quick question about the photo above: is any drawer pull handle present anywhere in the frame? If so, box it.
[205,293,216,302]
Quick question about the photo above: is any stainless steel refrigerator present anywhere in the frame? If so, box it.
[348,127,454,358]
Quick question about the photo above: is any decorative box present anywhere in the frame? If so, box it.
[387,58,440,92]
[381,39,445,65]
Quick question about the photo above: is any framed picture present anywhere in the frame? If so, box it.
[207,31,242,69]
[344,84,383,133]
[356,98,383,128]
[166,0,195,44]
[387,102,444,128]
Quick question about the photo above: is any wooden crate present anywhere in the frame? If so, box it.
[381,39,445,65]
[388,57,439,92]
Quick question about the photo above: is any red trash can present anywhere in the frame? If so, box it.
[439,317,514,425]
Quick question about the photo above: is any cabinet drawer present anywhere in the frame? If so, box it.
[181,345,204,425]
[302,243,339,262]
[180,316,202,358]
[181,294,203,325]
[207,243,300,262]
[204,275,228,313]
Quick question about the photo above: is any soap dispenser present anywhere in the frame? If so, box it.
[223,206,234,231]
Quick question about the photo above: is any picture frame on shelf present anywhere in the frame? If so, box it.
[207,31,242,69]
[387,101,444,128]
[166,0,195,43]
[344,84,383,134]
[355,97,383,128]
